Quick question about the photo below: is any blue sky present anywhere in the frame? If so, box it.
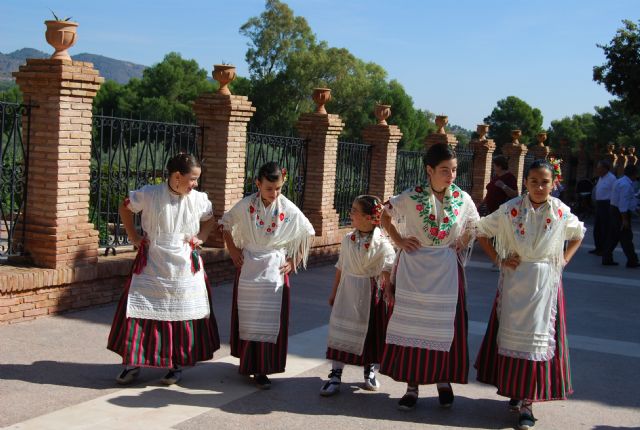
[2,0,637,129]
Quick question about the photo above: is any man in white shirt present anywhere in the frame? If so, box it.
[590,160,617,255]
[602,164,639,268]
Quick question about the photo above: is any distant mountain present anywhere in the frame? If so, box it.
[0,48,146,84]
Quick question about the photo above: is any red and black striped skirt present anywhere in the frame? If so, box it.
[230,272,290,376]
[474,284,572,402]
[326,280,389,366]
[380,265,469,385]
[107,275,221,368]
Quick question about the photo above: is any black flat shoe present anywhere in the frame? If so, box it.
[397,392,418,411]
[437,383,454,408]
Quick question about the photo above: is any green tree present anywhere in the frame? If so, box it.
[547,113,596,152]
[593,19,640,115]
[94,52,215,122]
[483,96,544,150]
[592,99,640,150]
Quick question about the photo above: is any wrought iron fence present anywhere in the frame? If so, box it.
[335,141,372,226]
[90,115,203,253]
[395,150,426,194]
[243,132,308,207]
[455,145,474,194]
[0,101,32,261]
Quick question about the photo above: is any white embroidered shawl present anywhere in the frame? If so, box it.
[385,184,479,350]
[477,196,585,360]
[327,228,395,355]
[220,193,315,343]
[126,184,213,321]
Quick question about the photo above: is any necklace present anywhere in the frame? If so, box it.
[430,186,446,194]
[529,197,548,206]
[167,181,181,195]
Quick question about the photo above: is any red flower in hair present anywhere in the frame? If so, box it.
[281,168,287,177]
[511,208,518,217]
[123,197,131,207]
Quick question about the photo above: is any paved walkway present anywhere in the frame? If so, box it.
[1,222,639,430]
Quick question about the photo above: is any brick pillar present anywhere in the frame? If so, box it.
[532,132,550,160]
[296,89,344,237]
[469,124,496,205]
[193,88,255,247]
[362,105,403,202]
[13,59,103,268]
[502,130,528,194]
[424,114,457,151]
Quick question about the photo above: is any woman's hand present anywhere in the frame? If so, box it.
[383,281,395,307]
[280,258,295,275]
[229,247,244,269]
[130,234,146,248]
[397,236,421,253]
[501,254,521,270]
[328,291,336,306]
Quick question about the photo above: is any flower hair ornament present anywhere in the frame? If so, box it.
[548,157,563,182]
[370,202,383,225]
[281,167,287,182]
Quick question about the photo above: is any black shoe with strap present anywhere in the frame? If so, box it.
[319,369,342,397]
[518,403,537,429]
[437,383,454,408]
[254,374,271,390]
[397,386,418,411]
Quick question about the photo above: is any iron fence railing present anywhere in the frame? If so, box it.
[0,101,32,261]
[243,132,308,207]
[335,141,372,226]
[90,115,203,253]
[395,150,426,194]
[455,145,474,194]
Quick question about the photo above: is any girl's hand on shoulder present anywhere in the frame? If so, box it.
[501,254,520,270]
[398,236,421,253]
[280,258,295,275]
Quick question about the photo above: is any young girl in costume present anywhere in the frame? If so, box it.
[474,159,584,430]
[320,195,396,396]
[221,161,315,389]
[108,153,220,386]
[380,143,479,411]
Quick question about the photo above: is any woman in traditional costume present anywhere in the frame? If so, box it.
[320,195,395,396]
[380,143,479,411]
[474,159,584,430]
[108,153,220,386]
[221,161,315,389]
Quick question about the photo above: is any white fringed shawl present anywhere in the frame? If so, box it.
[220,193,315,343]
[477,196,585,360]
[327,228,395,355]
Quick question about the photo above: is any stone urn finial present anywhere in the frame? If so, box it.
[213,64,237,95]
[312,88,331,114]
[44,20,79,61]
[536,132,547,146]
[374,104,391,125]
[476,124,489,140]
[435,115,448,134]
[511,129,522,144]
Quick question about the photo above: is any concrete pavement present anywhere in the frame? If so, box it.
[1,221,639,430]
